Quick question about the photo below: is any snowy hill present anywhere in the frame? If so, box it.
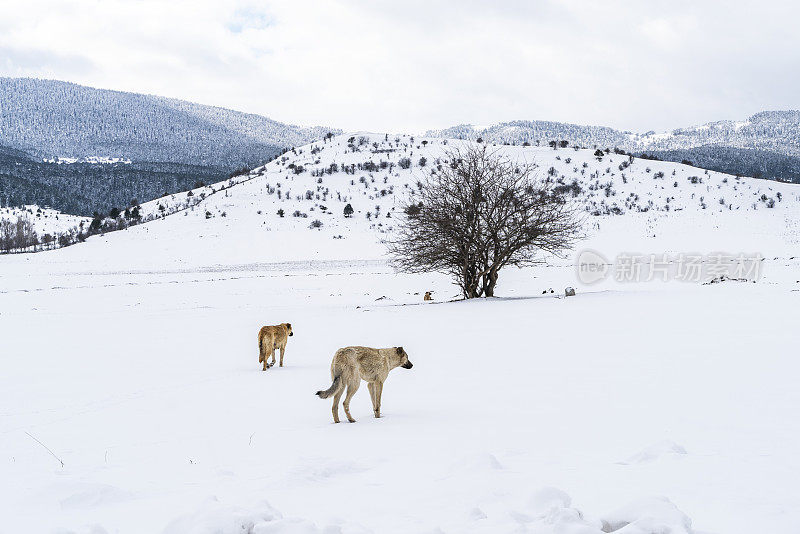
[11,133,796,260]
[0,78,342,216]
[430,121,630,152]
[0,205,88,237]
[648,110,800,155]
[0,78,339,167]
[428,111,800,156]
[104,133,800,222]
[428,112,800,183]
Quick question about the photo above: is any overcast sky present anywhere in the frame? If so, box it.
[1,0,798,134]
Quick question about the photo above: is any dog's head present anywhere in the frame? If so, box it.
[284,323,293,336]
[396,346,413,369]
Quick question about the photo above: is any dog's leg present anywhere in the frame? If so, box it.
[332,389,343,423]
[269,347,276,368]
[368,382,378,417]
[374,381,383,418]
[343,380,360,423]
[279,345,285,367]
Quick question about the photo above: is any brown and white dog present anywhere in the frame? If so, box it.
[257,323,293,370]
[316,346,413,423]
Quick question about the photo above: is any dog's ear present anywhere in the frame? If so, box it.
[396,346,404,354]
[285,323,291,328]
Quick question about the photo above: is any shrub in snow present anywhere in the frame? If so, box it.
[404,203,422,216]
[309,219,323,229]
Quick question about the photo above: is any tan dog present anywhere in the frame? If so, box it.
[424,291,433,301]
[316,346,413,423]
[258,323,293,370]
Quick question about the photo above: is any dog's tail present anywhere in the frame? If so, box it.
[316,374,342,399]
[258,332,265,363]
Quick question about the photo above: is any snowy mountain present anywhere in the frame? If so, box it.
[428,112,800,156]
[428,112,800,183]
[0,78,341,215]
[0,78,339,167]
[430,121,630,151]
[647,111,800,155]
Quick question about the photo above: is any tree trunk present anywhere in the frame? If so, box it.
[483,269,499,297]
[462,261,484,299]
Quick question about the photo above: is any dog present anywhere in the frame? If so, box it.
[424,291,433,301]
[258,323,293,370]
[316,346,412,423]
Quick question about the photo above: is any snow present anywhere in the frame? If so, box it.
[601,497,692,534]
[0,205,90,236]
[1,135,799,533]
[41,156,132,164]
[619,440,688,465]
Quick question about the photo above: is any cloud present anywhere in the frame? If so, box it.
[0,0,798,133]
[0,45,96,76]
[227,6,274,33]
[638,16,696,50]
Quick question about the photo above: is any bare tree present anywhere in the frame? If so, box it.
[389,146,582,298]
[0,215,39,253]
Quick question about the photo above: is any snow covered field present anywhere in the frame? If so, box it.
[2,136,799,534]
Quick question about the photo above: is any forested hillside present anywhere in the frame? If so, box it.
[0,78,338,214]
[638,146,800,184]
[0,146,229,215]
[0,78,337,167]
[429,111,800,183]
